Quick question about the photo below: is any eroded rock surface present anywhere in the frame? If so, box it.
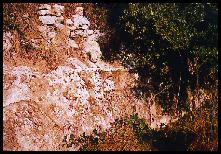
[3,4,199,151]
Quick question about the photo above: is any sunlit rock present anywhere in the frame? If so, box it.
[103,78,115,92]
[53,4,64,16]
[83,40,102,63]
[66,18,74,25]
[73,9,90,29]
[39,4,51,10]
[38,9,51,16]
[68,39,79,48]
[39,15,57,25]
[159,115,171,128]
[3,31,13,52]
[48,31,56,39]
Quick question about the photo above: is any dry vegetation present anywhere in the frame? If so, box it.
[171,89,218,151]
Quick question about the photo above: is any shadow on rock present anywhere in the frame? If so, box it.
[141,130,196,151]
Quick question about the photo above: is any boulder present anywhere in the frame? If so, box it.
[89,49,102,63]
[38,9,51,16]
[39,4,51,10]
[73,14,90,29]
[83,40,102,63]
[53,4,64,13]
[39,16,57,25]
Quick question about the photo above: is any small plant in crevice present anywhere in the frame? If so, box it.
[127,113,154,144]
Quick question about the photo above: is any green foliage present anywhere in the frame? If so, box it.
[107,3,218,111]
[122,3,218,66]
[120,3,218,50]
[127,114,154,142]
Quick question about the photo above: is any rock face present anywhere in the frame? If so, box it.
[3,3,197,151]
[3,31,13,52]
[36,4,102,63]
[3,54,144,150]
[37,4,65,49]
[3,4,140,149]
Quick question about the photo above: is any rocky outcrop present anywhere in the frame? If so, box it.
[3,3,206,151]
[37,4,102,63]
[3,5,140,150]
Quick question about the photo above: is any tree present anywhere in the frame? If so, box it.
[105,3,218,111]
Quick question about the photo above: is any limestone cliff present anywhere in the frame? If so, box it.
[3,4,200,151]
